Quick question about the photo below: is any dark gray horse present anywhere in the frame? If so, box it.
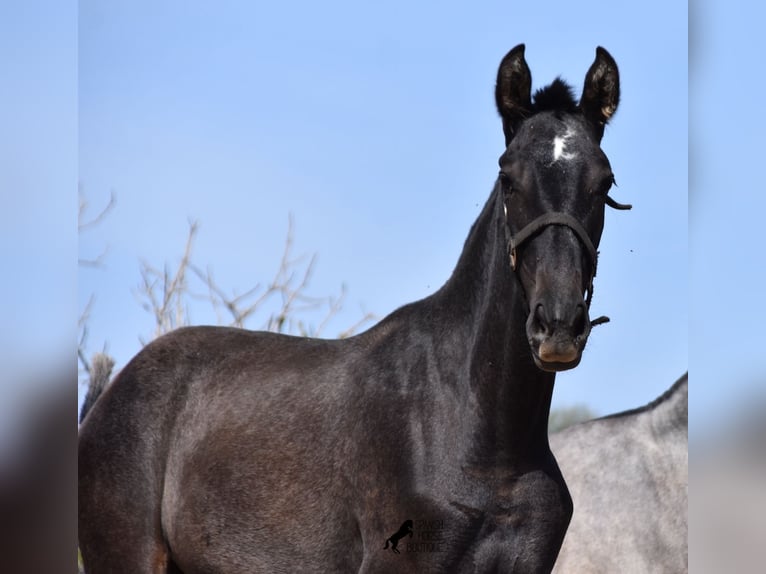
[551,374,688,573]
[79,45,628,573]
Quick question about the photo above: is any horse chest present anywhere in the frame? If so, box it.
[366,468,571,573]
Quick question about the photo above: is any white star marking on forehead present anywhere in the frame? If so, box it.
[552,127,576,162]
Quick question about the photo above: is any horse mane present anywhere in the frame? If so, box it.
[642,372,688,412]
[532,78,578,114]
[598,373,688,422]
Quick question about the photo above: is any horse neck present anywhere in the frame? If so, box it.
[432,186,556,464]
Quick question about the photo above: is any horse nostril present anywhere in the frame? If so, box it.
[531,304,549,336]
[529,302,588,342]
[573,304,587,339]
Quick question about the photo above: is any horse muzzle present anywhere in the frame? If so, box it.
[526,300,590,372]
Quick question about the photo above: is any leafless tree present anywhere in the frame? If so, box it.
[135,217,375,343]
[78,188,115,268]
[78,189,375,393]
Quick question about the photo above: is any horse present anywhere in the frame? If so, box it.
[384,520,414,554]
[79,44,629,573]
[551,374,688,573]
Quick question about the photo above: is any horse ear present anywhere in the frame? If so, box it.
[579,47,620,141]
[495,44,532,145]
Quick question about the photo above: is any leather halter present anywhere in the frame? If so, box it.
[509,212,597,275]
[507,210,609,327]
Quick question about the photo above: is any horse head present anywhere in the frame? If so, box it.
[495,45,628,372]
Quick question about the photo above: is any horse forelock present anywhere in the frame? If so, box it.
[532,78,577,115]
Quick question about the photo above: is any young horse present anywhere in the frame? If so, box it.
[551,374,688,573]
[79,45,628,573]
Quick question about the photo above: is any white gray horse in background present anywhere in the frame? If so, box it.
[551,373,688,573]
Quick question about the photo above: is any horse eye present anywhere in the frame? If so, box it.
[595,174,615,196]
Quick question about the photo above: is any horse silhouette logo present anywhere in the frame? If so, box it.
[384,519,414,554]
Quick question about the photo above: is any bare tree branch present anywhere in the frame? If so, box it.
[78,190,116,268]
[134,220,199,339]
[334,303,377,340]
[78,295,94,375]
[138,215,376,340]
[78,190,116,232]
[189,263,263,327]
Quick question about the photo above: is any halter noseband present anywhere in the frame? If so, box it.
[509,212,597,274]
[508,211,610,327]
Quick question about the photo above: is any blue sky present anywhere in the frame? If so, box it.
[9,2,766,441]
